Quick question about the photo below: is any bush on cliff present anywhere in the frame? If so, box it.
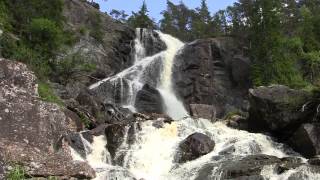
[38,82,64,106]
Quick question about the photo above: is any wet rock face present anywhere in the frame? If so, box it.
[172,38,250,118]
[54,0,136,100]
[137,28,167,57]
[0,59,94,179]
[248,85,314,138]
[289,123,320,158]
[175,133,215,163]
[135,84,164,114]
[226,115,249,131]
[195,155,304,180]
[189,104,216,120]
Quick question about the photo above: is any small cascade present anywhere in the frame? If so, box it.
[73,29,320,180]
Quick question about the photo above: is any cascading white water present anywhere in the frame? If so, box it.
[156,32,189,120]
[72,29,320,180]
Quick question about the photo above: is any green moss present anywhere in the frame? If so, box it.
[38,82,63,106]
[6,165,26,180]
[79,113,91,129]
[224,110,246,120]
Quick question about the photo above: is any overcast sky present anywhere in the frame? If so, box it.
[95,0,237,21]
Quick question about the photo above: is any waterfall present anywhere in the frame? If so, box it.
[72,29,319,180]
[156,32,189,120]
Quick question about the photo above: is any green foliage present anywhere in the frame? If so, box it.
[79,26,88,35]
[128,0,156,29]
[301,51,320,84]
[38,82,64,106]
[4,0,64,34]
[88,11,104,42]
[0,1,11,31]
[6,165,26,180]
[48,176,59,180]
[110,9,128,23]
[0,33,18,58]
[53,53,96,84]
[224,110,246,120]
[79,113,91,129]
[27,18,63,56]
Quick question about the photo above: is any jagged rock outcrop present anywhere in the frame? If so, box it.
[195,155,307,180]
[289,123,320,158]
[189,104,216,120]
[0,59,94,179]
[172,38,250,118]
[135,84,164,114]
[248,85,314,138]
[175,133,215,163]
[247,85,320,158]
[226,114,249,131]
[63,0,135,80]
[136,28,167,57]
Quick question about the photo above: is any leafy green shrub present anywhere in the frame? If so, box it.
[79,113,91,129]
[27,18,63,56]
[53,53,96,84]
[0,33,18,58]
[79,26,88,35]
[38,82,63,106]
[88,11,104,42]
[252,37,306,88]
[0,1,11,31]
[301,51,320,84]
[6,165,26,180]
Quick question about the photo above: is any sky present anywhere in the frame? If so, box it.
[95,0,237,21]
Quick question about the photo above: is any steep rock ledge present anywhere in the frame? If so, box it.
[248,85,320,158]
[0,59,95,179]
[172,37,250,119]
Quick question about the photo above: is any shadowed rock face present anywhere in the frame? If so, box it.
[290,123,320,158]
[136,28,167,57]
[135,84,164,114]
[194,155,306,180]
[175,133,215,163]
[248,85,314,138]
[0,59,94,179]
[172,38,250,118]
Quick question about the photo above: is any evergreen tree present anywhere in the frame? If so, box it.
[128,0,155,29]
[110,9,128,23]
[212,10,228,35]
[160,1,177,36]
[191,0,212,39]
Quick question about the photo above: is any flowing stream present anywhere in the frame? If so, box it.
[73,29,319,180]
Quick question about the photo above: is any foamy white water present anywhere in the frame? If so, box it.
[72,29,319,180]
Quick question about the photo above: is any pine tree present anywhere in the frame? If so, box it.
[160,1,177,36]
[128,0,155,29]
[191,0,212,39]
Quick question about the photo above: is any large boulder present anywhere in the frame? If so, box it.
[194,155,304,180]
[289,123,320,158]
[248,85,314,139]
[105,122,138,165]
[175,133,215,163]
[172,38,250,118]
[189,104,217,120]
[0,59,94,179]
[135,84,164,114]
